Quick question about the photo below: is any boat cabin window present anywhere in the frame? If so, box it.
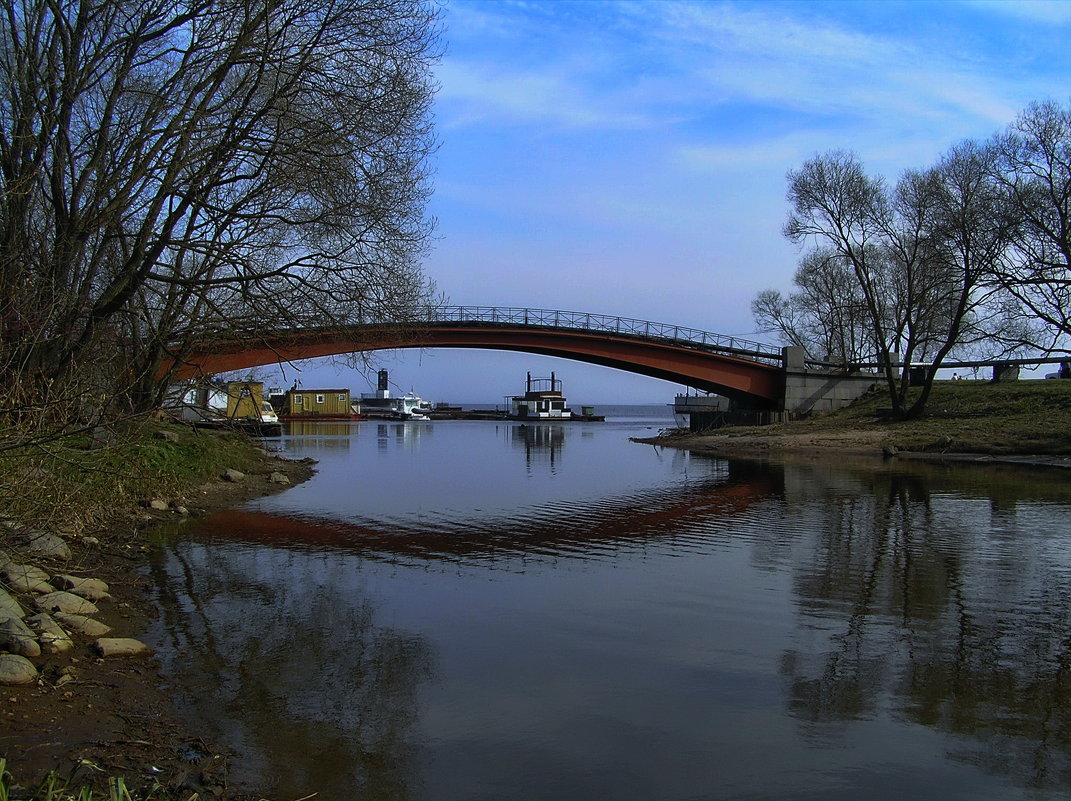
[315,394,325,404]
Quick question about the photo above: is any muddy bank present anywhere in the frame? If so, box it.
[633,429,1071,470]
[0,446,315,799]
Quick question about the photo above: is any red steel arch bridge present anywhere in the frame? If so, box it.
[168,305,842,409]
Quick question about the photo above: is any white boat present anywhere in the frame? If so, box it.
[359,370,431,420]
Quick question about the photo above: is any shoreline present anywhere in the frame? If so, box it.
[1,444,316,800]
[632,430,1071,470]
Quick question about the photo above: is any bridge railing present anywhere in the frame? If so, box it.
[428,305,784,365]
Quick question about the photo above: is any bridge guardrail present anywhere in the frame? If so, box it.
[429,306,784,366]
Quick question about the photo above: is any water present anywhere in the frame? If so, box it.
[146,406,1071,800]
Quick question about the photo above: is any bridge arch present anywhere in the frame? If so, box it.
[168,307,785,406]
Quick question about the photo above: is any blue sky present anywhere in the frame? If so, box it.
[264,0,1071,405]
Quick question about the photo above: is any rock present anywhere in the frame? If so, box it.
[0,654,38,685]
[50,575,111,602]
[21,531,72,560]
[149,499,170,511]
[155,430,181,443]
[222,469,246,482]
[268,472,290,485]
[0,616,41,657]
[0,586,25,619]
[931,434,953,451]
[174,506,190,516]
[2,563,53,594]
[93,637,152,657]
[882,444,899,458]
[55,612,112,637]
[26,612,74,654]
[81,536,100,546]
[90,426,118,445]
[33,591,99,616]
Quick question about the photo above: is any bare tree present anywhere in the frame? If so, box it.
[782,152,914,410]
[782,148,1015,418]
[1,0,439,418]
[901,141,1017,410]
[752,248,872,363]
[991,100,1071,352]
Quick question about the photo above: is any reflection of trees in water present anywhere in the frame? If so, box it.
[775,463,1071,790]
[146,543,433,800]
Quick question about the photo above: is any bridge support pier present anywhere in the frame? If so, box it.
[675,348,879,432]
[781,346,878,416]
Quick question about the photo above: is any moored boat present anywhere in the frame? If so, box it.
[505,372,602,421]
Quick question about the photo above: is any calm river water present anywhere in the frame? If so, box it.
[146,406,1071,800]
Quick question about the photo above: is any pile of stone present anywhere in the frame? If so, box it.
[0,527,151,686]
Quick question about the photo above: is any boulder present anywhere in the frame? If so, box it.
[21,531,72,560]
[26,612,74,654]
[2,563,52,594]
[50,575,111,602]
[148,499,170,511]
[0,587,25,619]
[269,472,290,485]
[222,469,246,482]
[55,612,112,637]
[0,616,41,657]
[0,654,38,685]
[93,637,152,657]
[33,591,99,616]
[155,430,181,443]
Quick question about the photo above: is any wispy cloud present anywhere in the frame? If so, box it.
[964,0,1071,25]
[439,0,1057,141]
[436,61,654,130]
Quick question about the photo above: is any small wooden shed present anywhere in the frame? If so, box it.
[286,388,352,417]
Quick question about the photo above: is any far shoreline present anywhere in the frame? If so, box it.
[632,379,1071,471]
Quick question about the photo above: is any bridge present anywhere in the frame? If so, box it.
[168,305,878,414]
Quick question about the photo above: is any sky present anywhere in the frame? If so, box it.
[260,0,1071,405]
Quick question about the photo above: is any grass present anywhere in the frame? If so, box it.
[0,417,269,540]
[0,759,184,801]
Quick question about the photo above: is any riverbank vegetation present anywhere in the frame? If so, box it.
[1,419,271,539]
[755,100,1070,419]
[658,379,1071,457]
